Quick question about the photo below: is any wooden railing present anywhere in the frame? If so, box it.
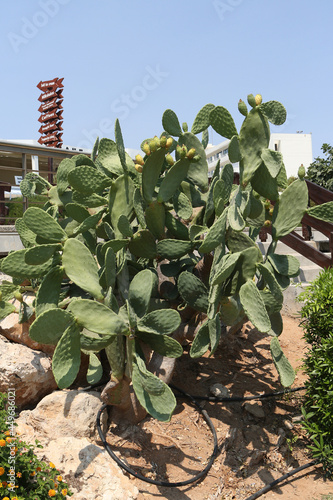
[259,180,333,269]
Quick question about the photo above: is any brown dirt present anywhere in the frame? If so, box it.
[102,315,333,500]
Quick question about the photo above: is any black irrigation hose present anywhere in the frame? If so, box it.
[96,383,310,490]
[244,460,319,500]
[96,398,219,487]
[169,383,306,403]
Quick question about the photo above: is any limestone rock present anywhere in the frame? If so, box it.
[210,383,230,398]
[16,390,138,499]
[33,436,139,500]
[0,311,54,356]
[0,336,57,408]
[17,389,108,440]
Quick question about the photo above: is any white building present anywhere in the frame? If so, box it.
[206,133,313,179]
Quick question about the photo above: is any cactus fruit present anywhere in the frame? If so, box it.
[186,147,196,159]
[142,142,151,156]
[135,154,144,166]
[165,153,174,167]
[298,164,306,179]
[255,94,262,105]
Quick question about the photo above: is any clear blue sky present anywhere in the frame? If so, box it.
[1,0,333,160]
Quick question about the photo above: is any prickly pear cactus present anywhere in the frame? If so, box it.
[2,95,333,422]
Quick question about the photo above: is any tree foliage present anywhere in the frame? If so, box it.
[306,143,333,191]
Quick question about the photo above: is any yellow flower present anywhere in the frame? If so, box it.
[2,497,10,500]
[5,437,12,444]
[0,439,6,447]
[0,467,4,476]
[53,482,58,488]
[48,489,56,497]
[30,471,36,476]
[62,489,68,497]
[4,431,10,436]
[57,475,63,482]
[16,472,22,478]
[8,483,14,488]
[49,462,55,469]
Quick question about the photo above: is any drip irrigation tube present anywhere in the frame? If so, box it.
[244,460,319,500]
[96,384,307,488]
[96,395,219,487]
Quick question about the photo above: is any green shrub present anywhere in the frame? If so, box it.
[6,196,47,225]
[299,268,333,477]
[0,392,72,499]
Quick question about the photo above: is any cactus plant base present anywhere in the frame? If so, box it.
[101,317,332,498]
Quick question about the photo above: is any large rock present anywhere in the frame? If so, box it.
[16,390,139,500]
[0,336,57,408]
[17,390,108,439]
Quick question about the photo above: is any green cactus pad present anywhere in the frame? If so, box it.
[104,247,116,290]
[86,353,103,384]
[0,301,16,321]
[239,279,271,333]
[219,163,234,203]
[209,106,238,140]
[72,208,105,237]
[101,239,128,255]
[173,191,193,220]
[137,309,181,335]
[29,308,74,344]
[133,188,146,228]
[105,335,125,379]
[202,128,209,149]
[190,320,210,358]
[178,133,209,193]
[219,295,244,326]
[24,243,61,265]
[261,149,283,178]
[212,252,240,285]
[35,265,64,317]
[191,103,215,135]
[157,158,190,203]
[128,269,158,318]
[15,218,37,248]
[116,214,133,238]
[68,165,111,195]
[227,229,261,257]
[257,263,284,305]
[268,311,283,337]
[52,322,81,389]
[267,254,300,277]
[178,271,208,312]
[307,201,333,222]
[145,201,165,239]
[203,177,217,226]
[270,337,295,386]
[72,191,107,208]
[157,239,194,260]
[114,118,128,174]
[239,108,270,184]
[208,314,221,357]
[68,298,126,335]
[228,135,241,163]
[56,158,75,195]
[251,163,279,201]
[23,207,67,242]
[132,352,177,422]
[92,136,99,162]
[271,179,308,240]
[62,238,104,300]
[0,281,20,302]
[228,201,245,232]
[80,330,116,352]
[109,174,135,236]
[238,100,248,117]
[96,138,135,177]
[1,249,56,279]
[65,203,90,223]
[141,148,166,203]
[136,331,182,358]
[199,210,227,254]
[162,109,183,137]
[260,101,287,126]
[128,229,157,259]
[165,211,189,240]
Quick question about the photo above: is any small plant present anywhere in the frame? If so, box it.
[0,393,72,499]
[299,268,333,478]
